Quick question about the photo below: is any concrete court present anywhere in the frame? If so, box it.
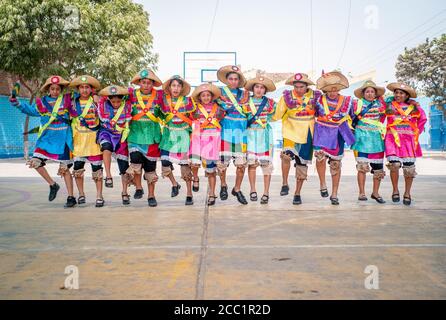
[0,150,445,299]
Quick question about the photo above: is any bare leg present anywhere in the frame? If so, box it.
[357,171,366,197]
[208,173,217,197]
[234,166,245,192]
[295,179,304,196]
[63,171,74,197]
[281,158,290,187]
[248,165,256,193]
[185,180,192,197]
[134,172,143,190]
[95,176,103,199]
[331,168,341,198]
[75,176,85,197]
[404,176,413,198]
[390,170,399,195]
[103,150,112,179]
[263,173,271,196]
[148,181,155,198]
[121,175,128,196]
[372,178,381,198]
[168,172,178,187]
[220,169,227,187]
[35,167,55,185]
[316,158,327,190]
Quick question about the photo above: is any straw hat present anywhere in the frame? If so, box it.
[316,71,349,92]
[69,75,101,91]
[40,75,70,92]
[245,76,276,93]
[162,75,191,96]
[217,65,247,88]
[354,80,385,99]
[285,73,315,86]
[98,85,128,97]
[387,82,417,98]
[131,69,162,87]
[191,83,221,102]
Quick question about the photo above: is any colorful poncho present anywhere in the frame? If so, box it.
[313,94,355,160]
[68,93,102,165]
[351,97,386,164]
[216,87,250,159]
[384,97,427,163]
[246,96,276,163]
[11,94,73,163]
[157,94,195,164]
[127,88,163,161]
[189,101,225,172]
[97,98,132,161]
[272,89,322,164]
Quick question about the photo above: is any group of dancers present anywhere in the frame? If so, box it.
[9,65,427,208]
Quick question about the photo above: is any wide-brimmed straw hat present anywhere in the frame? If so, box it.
[316,71,349,92]
[285,73,315,86]
[162,75,191,96]
[191,83,221,102]
[131,69,162,87]
[69,75,101,91]
[40,75,70,92]
[387,82,417,98]
[354,80,385,99]
[98,85,128,97]
[217,65,247,88]
[244,76,276,93]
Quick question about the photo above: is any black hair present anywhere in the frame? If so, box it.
[225,72,240,80]
[170,79,184,87]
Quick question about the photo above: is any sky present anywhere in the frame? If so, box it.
[136,0,446,86]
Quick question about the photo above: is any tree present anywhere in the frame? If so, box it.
[395,34,446,107]
[0,0,158,157]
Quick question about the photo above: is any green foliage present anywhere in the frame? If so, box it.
[0,0,158,94]
[395,34,445,105]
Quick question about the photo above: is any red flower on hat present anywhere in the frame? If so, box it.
[295,74,302,81]
[51,76,60,84]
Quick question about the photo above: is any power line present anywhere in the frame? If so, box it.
[336,0,352,69]
[354,28,446,76]
[351,20,446,73]
[348,9,446,70]
[310,0,314,75]
[206,0,220,51]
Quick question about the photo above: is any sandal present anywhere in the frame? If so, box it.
[358,194,368,201]
[330,196,340,205]
[403,195,412,206]
[95,198,105,207]
[371,194,386,204]
[320,188,329,198]
[105,177,113,188]
[392,193,400,203]
[207,195,217,206]
[192,178,199,192]
[77,195,86,204]
[121,194,130,205]
[260,194,269,204]
[250,192,258,201]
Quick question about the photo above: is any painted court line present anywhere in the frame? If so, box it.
[1,243,446,253]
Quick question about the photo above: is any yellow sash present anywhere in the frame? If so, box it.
[38,94,64,137]
[248,98,266,128]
